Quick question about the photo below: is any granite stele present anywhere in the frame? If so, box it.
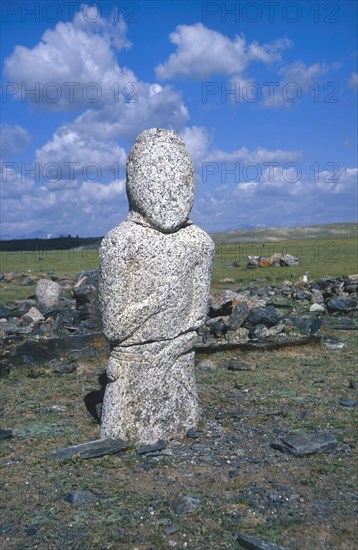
[99,128,215,445]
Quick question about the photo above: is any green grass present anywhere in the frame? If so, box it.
[1,234,357,303]
[212,236,358,286]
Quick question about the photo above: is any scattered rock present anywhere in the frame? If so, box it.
[54,362,77,375]
[173,494,201,515]
[227,302,249,330]
[271,432,337,456]
[22,307,45,325]
[248,307,278,327]
[35,279,62,309]
[136,440,167,455]
[324,338,346,350]
[326,297,357,313]
[309,303,325,313]
[225,358,252,371]
[237,532,289,550]
[49,437,128,460]
[186,428,201,439]
[209,290,241,317]
[196,359,216,371]
[64,489,101,505]
[339,399,358,408]
[0,429,13,440]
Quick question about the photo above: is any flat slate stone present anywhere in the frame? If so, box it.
[271,433,337,456]
[136,439,167,455]
[0,429,13,440]
[48,437,128,460]
[238,532,289,550]
[64,489,100,505]
[340,399,358,407]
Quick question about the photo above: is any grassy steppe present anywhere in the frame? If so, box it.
[1,232,357,303]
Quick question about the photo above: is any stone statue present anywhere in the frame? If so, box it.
[99,128,214,445]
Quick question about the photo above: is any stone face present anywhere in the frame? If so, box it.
[35,279,61,309]
[99,128,214,445]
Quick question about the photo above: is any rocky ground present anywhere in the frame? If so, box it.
[0,272,357,549]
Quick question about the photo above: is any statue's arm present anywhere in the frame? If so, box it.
[99,230,164,344]
[190,231,215,329]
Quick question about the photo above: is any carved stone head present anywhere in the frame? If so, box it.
[126,128,195,233]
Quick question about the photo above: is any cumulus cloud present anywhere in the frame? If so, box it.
[0,124,31,157]
[1,163,35,198]
[4,5,133,111]
[156,23,292,80]
[72,84,189,143]
[263,61,329,108]
[1,178,127,238]
[191,166,358,231]
[180,126,301,174]
[348,72,358,90]
[35,127,127,186]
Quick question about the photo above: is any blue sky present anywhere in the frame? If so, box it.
[1,0,357,238]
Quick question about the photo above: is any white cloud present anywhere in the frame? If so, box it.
[1,178,127,238]
[156,23,292,80]
[0,124,31,157]
[35,127,127,186]
[191,166,358,231]
[0,163,35,198]
[179,126,212,164]
[180,126,301,171]
[348,72,358,90]
[263,61,329,108]
[72,84,189,143]
[4,5,134,111]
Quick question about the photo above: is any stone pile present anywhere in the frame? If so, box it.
[200,274,357,349]
[247,253,299,268]
[0,272,357,376]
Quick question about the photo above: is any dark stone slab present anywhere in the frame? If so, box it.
[340,399,358,407]
[225,359,251,371]
[237,532,289,550]
[186,428,201,439]
[196,334,321,352]
[49,437,128,460]
[136,439,167,455]
[64,489,101,505]
[326,318,358,330]
[326,297,358,313]
[271,433,337,456]
[0,332,109,375]
[248,307,278,327]
[228,302,249,330]
[0,429,13,440]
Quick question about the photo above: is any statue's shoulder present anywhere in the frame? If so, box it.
[100,221,133,253]
[185,224,215,253]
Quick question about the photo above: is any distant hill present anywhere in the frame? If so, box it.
[0,236,103,253]
[0,223,356,253]
[211,223,358,243]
